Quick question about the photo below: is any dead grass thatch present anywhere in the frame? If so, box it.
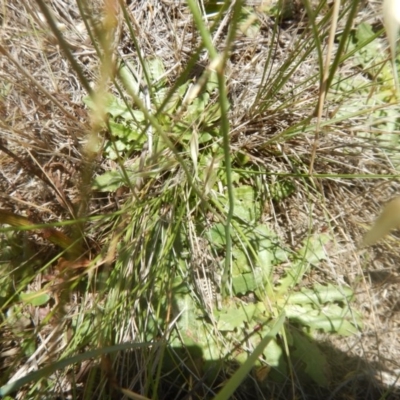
[1,0,400,399]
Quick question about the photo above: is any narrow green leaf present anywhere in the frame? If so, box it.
[232,269,264,295]
[285,303,361,336]
[286,284,354,305]
[217,302,266,331]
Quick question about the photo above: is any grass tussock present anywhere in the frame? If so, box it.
[1,0,400,399]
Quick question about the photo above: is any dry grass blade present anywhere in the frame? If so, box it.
[0,208,81,253]
[0,43,80,124]
[382,0,400,93]
[309,0,341,174]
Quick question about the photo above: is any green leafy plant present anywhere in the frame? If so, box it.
[4,0,397,399]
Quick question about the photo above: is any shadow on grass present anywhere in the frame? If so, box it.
[57,328,400,400]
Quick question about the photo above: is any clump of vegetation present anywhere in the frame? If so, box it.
[1,0,400,399]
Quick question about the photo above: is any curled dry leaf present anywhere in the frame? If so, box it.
[362,197,400,247]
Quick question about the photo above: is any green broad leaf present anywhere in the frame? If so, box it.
[116,107,145,122]
[173,291,196,327]
[109,121,132,139]
[145,57,166,86]
[355,22,375,44]
[232,246,250,274]
[278,234,330,292]
[205,70,219,93]
[203,102,221,125]
[235,151,251,166]
[253,224,275,241]
[232,185,259,222]
[162,81,189,113]
[108,123,147,153]
[154,87,168,108]
[285,303,361,336]
[254,224,287,276]
[263,337,284,368]
[198,132,213,144]
[232,268,264,295]
[252,333,288,379]
[276,262,303,294]
[171,275,189,294]
[144,57,167,107]
[286,284,354,306]
[257,242,279,277]
[269,179,295,201]
[230,171,242,184]
[108,121,145,144]
[104,140,128,160]
[180,324,222,361]
[172,292,223,361]
[351,23,387,80]
[213,313,286,400]
[22,338,36,357]
[216,301,268,331]
[233,332,284,372]
[92,168,137,192]
[354,23,378,64]
[169,128,193,144]
[84,94,132,120]
[20,291,50,306]
[207,223,226,246]
[300,233,330,265]
[186,92,210,123]
[92,171,121,191]
[290,329,330,387]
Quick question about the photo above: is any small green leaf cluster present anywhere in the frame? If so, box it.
[84,93,147,161]
[85,57,221,171]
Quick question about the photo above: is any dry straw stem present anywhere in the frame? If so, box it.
[362,197,400,247]
[309,0,341,175]
[382,0,400,93]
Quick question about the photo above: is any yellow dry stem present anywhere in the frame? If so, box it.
[382,0,400,92]
[362,197,400,246]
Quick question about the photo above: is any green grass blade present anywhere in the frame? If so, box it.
[327,0,362,90]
